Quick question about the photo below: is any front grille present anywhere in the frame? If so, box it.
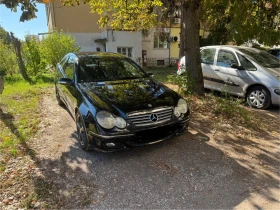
[128,107,173,127]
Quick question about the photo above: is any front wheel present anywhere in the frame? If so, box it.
[246,86,271,109]
[76,112,90,151]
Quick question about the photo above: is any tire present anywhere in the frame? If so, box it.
[246,86,271,109]
[55,85,64,106]
[76,112,90,151]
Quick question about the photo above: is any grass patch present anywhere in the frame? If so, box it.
[4,73,55,85]
[0,81,52,172]
[143,67,177,83]
[159,71,268,132]
[184,92,267,132]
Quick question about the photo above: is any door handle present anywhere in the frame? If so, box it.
[214,69,219,71]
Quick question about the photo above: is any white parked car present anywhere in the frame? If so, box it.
[177,46,280,109]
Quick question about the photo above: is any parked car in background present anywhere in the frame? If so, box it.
[178,46,280,109]
[55,52,190,151]
[0,76,4,94]
[267,48,280,59]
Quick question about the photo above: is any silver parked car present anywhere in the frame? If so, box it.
[177,46,280,109]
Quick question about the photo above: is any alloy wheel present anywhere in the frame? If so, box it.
[76,116,86,146]
[248,90,265,108]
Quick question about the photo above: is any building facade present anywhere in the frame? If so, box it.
[142,19,181,67]
[45,2,185,67]
[45,2,142,62]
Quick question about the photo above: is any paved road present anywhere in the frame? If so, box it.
[32,92,280,209]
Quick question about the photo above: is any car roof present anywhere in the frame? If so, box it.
[202,45,252,49]
[201,45,265,53]
[73,52,127,58]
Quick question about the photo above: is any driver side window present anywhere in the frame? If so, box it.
[64,57,75,79]
[217,50,238,68]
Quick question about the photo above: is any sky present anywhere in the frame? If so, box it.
[0,3,48,40]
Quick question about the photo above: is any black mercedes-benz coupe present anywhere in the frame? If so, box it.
[55,52,190,151]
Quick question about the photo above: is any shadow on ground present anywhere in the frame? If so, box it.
[32,127,280,209]
[0,108,35,157]
[2,90,279,209]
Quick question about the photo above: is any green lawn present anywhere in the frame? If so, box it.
[0,81,52,171]
[143,67,177,83]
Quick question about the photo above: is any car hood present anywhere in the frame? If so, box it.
[79,79,179,114]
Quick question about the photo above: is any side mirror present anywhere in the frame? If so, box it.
[231,63,244,70]
[147,72,154,77]
[58,78,73,86]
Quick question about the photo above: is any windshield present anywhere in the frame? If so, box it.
[238,48,280,68]
[77,56,147,82]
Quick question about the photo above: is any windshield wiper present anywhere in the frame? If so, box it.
[118,76,142,80]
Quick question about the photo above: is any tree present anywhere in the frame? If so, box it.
[0,40,18,76]
[10,33,30,81]
[0,25,12,45]
[0,0,42,22]
[2,0,279,95]
[22,36,42,76]
[40,31,80,68]
[180,0,204,95]
[200,0,280,46]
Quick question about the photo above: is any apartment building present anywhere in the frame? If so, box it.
[142,19,181,67]
[45,2,187,67]
[45,2,142,61]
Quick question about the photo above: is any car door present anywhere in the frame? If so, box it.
[212,49,246,96]
[57,56,69,104]
[62,56,77,115]
[200,48,218,89]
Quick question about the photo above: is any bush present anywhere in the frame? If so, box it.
[213,91,245,119]
[168,73,196,96]
[40,31,80,68]
[22,36,43,76]
[0,40,18,76]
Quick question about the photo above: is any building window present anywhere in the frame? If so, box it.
[157,60,165,66]
[117,47,133,57]
[154,32,169,49]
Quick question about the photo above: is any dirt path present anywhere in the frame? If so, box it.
[2,86,279,209]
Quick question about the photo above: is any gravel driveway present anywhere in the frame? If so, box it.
[27,88,280,209]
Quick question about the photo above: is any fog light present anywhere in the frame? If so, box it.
[274,89,280,95]
[106,143,116,148]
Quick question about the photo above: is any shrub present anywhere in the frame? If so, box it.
[40,31,80,68]
[0,40,18,76]
[22,36,43,76]
[168,73,196,96]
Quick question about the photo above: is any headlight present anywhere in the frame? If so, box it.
[175,98,188,117]
[96,111,126,129]
[96,111,116,129]
[115,117,126,129]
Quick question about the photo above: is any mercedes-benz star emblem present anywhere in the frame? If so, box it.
[150,113,158,122]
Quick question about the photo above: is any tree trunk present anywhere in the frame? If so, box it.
[181,0,204,96]
[10,33,30,81]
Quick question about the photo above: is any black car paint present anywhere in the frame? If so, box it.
[55,52,190,151]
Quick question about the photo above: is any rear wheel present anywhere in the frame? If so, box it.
[76,112,90,151]
[246,86,271,109]
[55,85,64,106]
